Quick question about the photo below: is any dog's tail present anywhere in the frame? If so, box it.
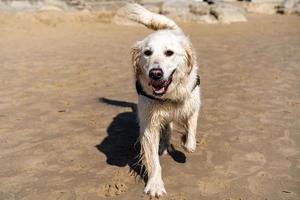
[118,3,181,31]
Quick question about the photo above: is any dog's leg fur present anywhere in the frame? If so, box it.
[183,111,198,153]
[140,121,167,196]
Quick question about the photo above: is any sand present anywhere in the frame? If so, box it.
[0,12,300,200]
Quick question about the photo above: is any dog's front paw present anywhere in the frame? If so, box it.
[144,178,166,197]
[184,138,196,153]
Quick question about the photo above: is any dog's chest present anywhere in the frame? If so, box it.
[152,98,196,123]
[138,88,200,124]
[170,100,195,121]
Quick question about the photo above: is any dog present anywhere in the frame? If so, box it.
[122,4,201,197]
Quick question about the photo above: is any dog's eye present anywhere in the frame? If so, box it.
[144,50,153,56]
[165,50,174,57]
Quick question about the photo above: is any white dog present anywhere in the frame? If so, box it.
[122,4,201,197]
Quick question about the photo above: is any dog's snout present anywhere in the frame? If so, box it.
[149,68,163,80]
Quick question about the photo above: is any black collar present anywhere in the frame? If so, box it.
[135,75,200,102]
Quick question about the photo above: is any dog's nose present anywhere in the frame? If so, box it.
[149,68,163,80]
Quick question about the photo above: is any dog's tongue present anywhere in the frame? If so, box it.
[154,86,165,93]
[151,80,166,95]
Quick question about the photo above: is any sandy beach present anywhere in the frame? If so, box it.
[0,13,299,199]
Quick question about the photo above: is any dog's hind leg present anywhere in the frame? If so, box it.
[140,122,167,197]
[159,123,173,155]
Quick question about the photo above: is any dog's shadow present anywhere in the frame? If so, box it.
[96,97,186,180]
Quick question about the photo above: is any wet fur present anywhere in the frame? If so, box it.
[125,4,201,197]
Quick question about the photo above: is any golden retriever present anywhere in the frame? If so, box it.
[122,4,201,197]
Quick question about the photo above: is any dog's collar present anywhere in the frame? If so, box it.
[135,75,200,103]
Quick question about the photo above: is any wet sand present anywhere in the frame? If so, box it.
[0,13,300,200]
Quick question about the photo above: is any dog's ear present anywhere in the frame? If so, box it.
[184,41,195,74]
[131,43,142,79]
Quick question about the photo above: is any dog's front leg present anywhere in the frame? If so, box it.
[184,111,198,153]
[140,123,166,197]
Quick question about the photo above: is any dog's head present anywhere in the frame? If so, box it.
[132,30,195,98]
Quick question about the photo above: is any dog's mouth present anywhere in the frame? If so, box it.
[150,69,176,96]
